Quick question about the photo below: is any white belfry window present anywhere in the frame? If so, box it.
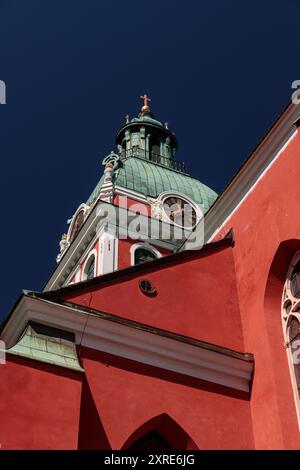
[130,243,161,266]
[282,252,300,421]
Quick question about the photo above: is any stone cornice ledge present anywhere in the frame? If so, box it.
[1,296,254,392]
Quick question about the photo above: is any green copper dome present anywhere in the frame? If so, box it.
[87,100,218,212]
[87,156,217,213]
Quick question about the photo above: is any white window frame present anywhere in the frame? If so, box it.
[130,242,161,266]
[67,203,89,243]
[157,191,203,229]
[81,249,97,281]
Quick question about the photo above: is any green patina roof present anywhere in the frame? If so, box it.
[7,322,84,372]
[87,156,217,213]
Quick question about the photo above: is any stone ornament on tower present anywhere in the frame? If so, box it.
[140,94,151,113]
[104,162,114,183]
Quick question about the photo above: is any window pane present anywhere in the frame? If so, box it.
[86,256,95,280]
[70,211,85,242]
[289,317,300,396]
[134,248,156,265]
[291,260,300,298]
[129,431,172,451]
[289,317,300,343]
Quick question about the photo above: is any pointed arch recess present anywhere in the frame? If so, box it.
[121,413,199,450]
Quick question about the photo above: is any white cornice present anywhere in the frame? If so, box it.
[45,201,188,291]
[44,201,102,291]
[115,185,148,203]
[1,296,253,392]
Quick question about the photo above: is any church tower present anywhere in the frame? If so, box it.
[46,96,217,292]
[3,93,300,450]
[2,95,271,451]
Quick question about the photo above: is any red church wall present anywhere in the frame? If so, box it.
[0,349,254,450]
[118,238,132,268]
[0,356,82,450]
[77,347,254,450]
[211,129,300,448]
[62,246,245,352]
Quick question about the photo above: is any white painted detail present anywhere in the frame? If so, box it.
[98,229,118,275]
[45,200,189,291]
[156,191,203,229]
[99,165,115,203]
[0,296,254,392]
[115,185,148,203]
[67,203,90,244]
[75,268,81,283]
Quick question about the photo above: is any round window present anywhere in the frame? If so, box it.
[139,279,157,296]
[161,195,198,228]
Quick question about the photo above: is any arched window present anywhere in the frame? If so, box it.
[121,413,199,450]
[134,247,157,266]
[83,255,96,281]
[282,253,300,408]
[128,431,172,452]
[70,210,85,242]
[290,260,300,299]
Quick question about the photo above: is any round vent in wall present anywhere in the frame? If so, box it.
[139,279,157,296]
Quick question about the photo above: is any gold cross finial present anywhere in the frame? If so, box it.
[140,94,151,112]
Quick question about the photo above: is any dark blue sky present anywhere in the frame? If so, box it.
[0,0,299,318]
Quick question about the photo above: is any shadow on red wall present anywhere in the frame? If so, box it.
[77,378,112,450]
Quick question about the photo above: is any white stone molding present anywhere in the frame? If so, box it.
[67,203,90,244]
[97,225,118,275]
[0,296,254,392]
[45,201,183,291]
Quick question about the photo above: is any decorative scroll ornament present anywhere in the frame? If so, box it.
[149,198,164,220]
[102,151,121,171]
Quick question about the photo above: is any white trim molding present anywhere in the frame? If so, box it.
[0,295,254,392]
[115,185,149,204]
[67,203,90,244]
[45,201,185,291]
[156,190,203,229]
[97,224,118,275]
